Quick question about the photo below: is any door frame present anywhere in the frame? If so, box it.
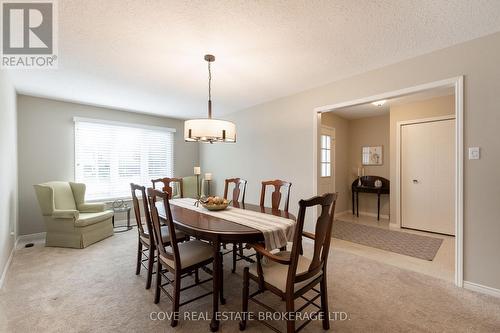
[396,115,456,232]
[312,76,464,287]
[318,125,336,194]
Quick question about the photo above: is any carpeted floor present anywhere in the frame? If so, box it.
[333,219,444,260]
[1,231,499,333]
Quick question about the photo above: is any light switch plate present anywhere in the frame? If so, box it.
[468,147,480,160]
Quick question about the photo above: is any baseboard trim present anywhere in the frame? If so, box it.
[463,281,500,298]
[334,210,350,218]
[336,210,390,220]
[0,237,19,290]
[357,211,390,220]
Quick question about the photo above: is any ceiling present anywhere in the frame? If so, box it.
[331,86,455,119]
[6,1,500,119]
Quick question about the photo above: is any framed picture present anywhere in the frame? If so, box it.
[362,146,383,165]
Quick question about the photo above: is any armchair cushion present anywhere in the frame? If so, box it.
[78,202,105,213]
[70,182,106,212]
[75,211,114,227]
[248,251,322,292]
[52,209,79,220]
[51,182,77,210]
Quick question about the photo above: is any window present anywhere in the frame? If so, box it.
[74,118,175,200]
[320,135,331,177]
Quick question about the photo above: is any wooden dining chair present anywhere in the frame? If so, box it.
[221,178,248,273]
[240,193,337,333]
[147,187,215,327]
[260,179,292,212]
[261,179,292,252]
[151,177,184,198]
[224,178,247,203]
[130,183,188,290]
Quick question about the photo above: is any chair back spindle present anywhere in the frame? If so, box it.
[287,193,337,293]
[260,179,292,212]
[224,178,247,203]
[151,177,184,199]
[130,183,153,240]
[147,188,181,269]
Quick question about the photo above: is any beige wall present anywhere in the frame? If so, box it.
[321,113,390,217]
[200,32,500,290]
[17,95,199,235]
[389,95,455,221]
[321,113,350,213]
[0,72,18,286]
[349,114,390,216]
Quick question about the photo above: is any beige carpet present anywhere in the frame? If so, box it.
[1,231,499,333]
[333,219,444,260]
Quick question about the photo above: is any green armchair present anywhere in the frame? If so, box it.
[181,175,210,198]
[33,181,114,248]
[182,176,200,198]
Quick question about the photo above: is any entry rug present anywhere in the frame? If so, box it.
[333,219,444,261]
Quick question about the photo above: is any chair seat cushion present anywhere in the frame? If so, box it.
[140,226,186,245]
[248,251,322,292]
[75,211,114,227]
[160,240,213,269]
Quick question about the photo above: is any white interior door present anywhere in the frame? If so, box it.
[401,119,455,235]
[318,127,335,196]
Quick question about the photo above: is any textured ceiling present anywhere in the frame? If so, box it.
[332,86,454,119]
[6,0,500,119]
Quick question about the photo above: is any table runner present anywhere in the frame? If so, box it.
[168,198,295,250]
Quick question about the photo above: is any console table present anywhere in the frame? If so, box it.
[352,176,390,220]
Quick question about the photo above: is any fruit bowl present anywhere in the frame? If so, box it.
[200,196,231,211]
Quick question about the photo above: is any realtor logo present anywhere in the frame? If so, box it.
[1,0,58,68]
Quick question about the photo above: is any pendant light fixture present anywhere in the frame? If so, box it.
[184,54,236,143]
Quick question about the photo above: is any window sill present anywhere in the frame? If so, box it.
[87,196,132,204]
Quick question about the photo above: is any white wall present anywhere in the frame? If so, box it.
[200,32,500,290]
[17,95,199,235]
[0,71,18,287]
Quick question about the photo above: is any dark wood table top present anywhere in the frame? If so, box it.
[156,200,296,243]
[352,176,390,194]
[156,199,296,332]
[352,185,390,194]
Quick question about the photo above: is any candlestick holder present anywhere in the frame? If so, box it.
[206,179,211,197]
[194,174,201,207]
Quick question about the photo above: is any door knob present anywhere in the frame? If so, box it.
[412,179,419,184]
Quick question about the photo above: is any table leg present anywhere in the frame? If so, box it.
[219,252,226,304]
[210,239,221,332]
[352,190,355,215]
[356,192,359,217]
[127,209,131,229]
[377,194,380,221]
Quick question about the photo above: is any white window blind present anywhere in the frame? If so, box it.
[74,118,175,200]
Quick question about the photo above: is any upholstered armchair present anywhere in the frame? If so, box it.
[34,181,114,248]
[182,176,198,199]
[182,176,203,198]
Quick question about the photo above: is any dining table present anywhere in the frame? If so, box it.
[157,199,296,332]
